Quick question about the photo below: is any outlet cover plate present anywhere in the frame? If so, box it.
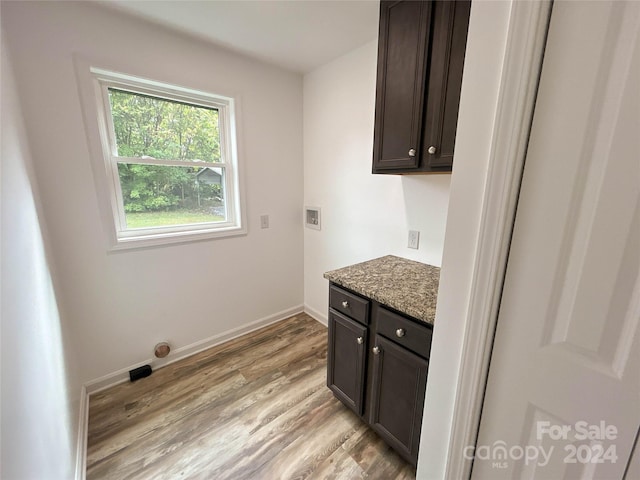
[408,230,420,249]
[305,207,321,230]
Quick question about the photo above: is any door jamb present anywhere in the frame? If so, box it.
[443,2,553,478]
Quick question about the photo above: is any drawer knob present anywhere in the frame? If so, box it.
[427,145,437,155]
[408,148,416,157]
[372,346,380,355]
[356,336,364,345]
[395,328,406,338]
[342,300,349,308]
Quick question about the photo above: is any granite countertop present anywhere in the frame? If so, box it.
[323,255,440,325]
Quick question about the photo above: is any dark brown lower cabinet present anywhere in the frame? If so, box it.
[326,284,433,466]
[369,335,429,464]
[327,310,367,416]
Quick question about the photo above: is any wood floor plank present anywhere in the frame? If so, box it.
[257,401,359,479]
[307,446,366,480]
[86,313,415,479]
[346,426,417,478]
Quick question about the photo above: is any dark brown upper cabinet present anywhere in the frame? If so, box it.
[372,0,471,174]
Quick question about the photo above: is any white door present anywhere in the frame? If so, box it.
[472,1,640,479]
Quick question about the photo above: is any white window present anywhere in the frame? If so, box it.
[91,68,244,247]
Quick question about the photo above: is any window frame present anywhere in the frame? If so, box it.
[90,68,245,248]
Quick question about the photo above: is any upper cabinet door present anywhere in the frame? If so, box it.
[372,0,471,174]
[372,0,432,171]
[422,0,471,169]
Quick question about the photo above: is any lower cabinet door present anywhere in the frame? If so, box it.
[327,310,367,416]
[368,334,429,465]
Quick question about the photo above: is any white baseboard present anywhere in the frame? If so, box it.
[304,304,327,326]
[84,305,304,395]
[75,385,89,480]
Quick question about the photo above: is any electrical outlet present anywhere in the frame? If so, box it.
[260,215,269,229]
[408,230,420,249]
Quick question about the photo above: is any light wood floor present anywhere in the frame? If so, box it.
[87,313,416,479]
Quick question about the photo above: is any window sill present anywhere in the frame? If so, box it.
[109,224,248,251]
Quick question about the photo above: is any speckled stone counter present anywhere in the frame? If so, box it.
[323,255,440,325]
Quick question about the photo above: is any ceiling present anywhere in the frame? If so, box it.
[99,0,380,74]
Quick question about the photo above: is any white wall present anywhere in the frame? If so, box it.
[2,1,304,385]
[302,8,515,479]
[418,1,513,478]
[1,39,82,479]
[303,40,451,322]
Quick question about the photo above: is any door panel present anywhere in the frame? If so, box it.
[369,334,428,465]
[422,0,471,168]
[327,310,367,415]
[373,0,431,170]
[473,2,640,478]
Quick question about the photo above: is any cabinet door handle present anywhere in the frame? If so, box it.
[372,346,381,355]
[341,300,349,308]
[408,148,416,157]
[395,328,406,338]
[427,145,437,155]
[356,336,364,345]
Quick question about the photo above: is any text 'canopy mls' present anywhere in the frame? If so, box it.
[108,88,221,163]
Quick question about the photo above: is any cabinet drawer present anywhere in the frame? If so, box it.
[329,285,370,325]
[376,306,432,358]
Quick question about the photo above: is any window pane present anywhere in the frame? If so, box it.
[117,163,226,229]
[108,89,221,163]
